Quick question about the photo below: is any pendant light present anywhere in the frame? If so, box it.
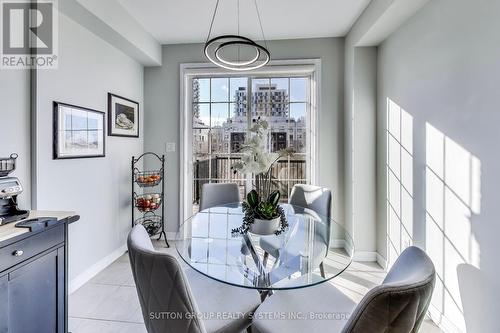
[204,0,270,71]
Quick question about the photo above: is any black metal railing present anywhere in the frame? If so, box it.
[193,156,306,204]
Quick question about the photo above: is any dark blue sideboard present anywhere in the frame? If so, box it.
[0,212,79,333]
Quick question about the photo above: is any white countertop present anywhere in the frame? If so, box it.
[0,211,76,243]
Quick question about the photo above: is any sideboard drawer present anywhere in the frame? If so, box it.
[0,225,64,272]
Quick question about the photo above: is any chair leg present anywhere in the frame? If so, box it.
[260,289,272,302]
[320,262,325,278]
[263,252,269,268]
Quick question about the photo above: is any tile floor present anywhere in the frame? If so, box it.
[69,240,442,332]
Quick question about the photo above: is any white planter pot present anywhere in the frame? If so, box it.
[249,216,280,235]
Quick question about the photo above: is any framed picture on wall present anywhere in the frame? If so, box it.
[53,101,106,159]
[108,93,139,137]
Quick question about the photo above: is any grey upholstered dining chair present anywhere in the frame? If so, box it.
[199,183,240,211]
[251,246,436,333]
[127,225,260,333]
[288,184,332,218]
[199,182,250,260]
[260,184,332,271]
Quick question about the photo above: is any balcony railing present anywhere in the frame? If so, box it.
[193,156,306,205]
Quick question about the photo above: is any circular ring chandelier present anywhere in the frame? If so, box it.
[204,0,270,71]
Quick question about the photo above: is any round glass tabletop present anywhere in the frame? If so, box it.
[175,203,354,290]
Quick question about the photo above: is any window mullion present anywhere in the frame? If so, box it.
[245,77,253,193]
[191,73,313,209]
[208,79,212,184]
[287,77,291,197]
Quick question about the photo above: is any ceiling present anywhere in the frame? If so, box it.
[117,0,371,44]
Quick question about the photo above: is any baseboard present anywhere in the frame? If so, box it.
[166,231,176,240]
[69,244,127,294]
[335,238,355,258]
[376,253,387,269]
[330,239,346,248]
[331,240,384,264]
[352,251,378,262]
[427,304,463,333]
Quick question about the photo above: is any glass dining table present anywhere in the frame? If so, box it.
[175,203,354,296]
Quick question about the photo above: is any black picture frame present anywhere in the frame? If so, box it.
[53,101,106,160]
[107,93,140,138]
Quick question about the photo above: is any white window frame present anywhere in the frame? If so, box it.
[179,59,321,225]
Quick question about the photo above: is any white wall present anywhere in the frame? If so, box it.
[344,0,391,260]
[144,38,345,232]
[344,0,432,263]
[352,47,378,259]
[59,0,161,66]
[345,38,379,261]
[36,13,144,286]
[378,0,500,331]
[0,70,30,208]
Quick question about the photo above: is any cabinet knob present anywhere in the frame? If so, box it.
[13,250,24,257]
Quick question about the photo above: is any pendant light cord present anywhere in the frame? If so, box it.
[207,0,267,49]
[237,0,240,62]
[206,0,221,43]
[254,0,268,49]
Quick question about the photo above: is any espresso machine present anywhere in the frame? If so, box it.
[0,153,29,225]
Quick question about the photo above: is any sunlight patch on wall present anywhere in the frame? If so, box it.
[386,98,413,268]
[425,123,481,332]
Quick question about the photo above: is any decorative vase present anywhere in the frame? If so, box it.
[249,216,280,235]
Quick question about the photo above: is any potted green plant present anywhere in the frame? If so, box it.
[231,118,292,235]
[241,189,286,234]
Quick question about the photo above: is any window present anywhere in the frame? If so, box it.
[191,76,312,212]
